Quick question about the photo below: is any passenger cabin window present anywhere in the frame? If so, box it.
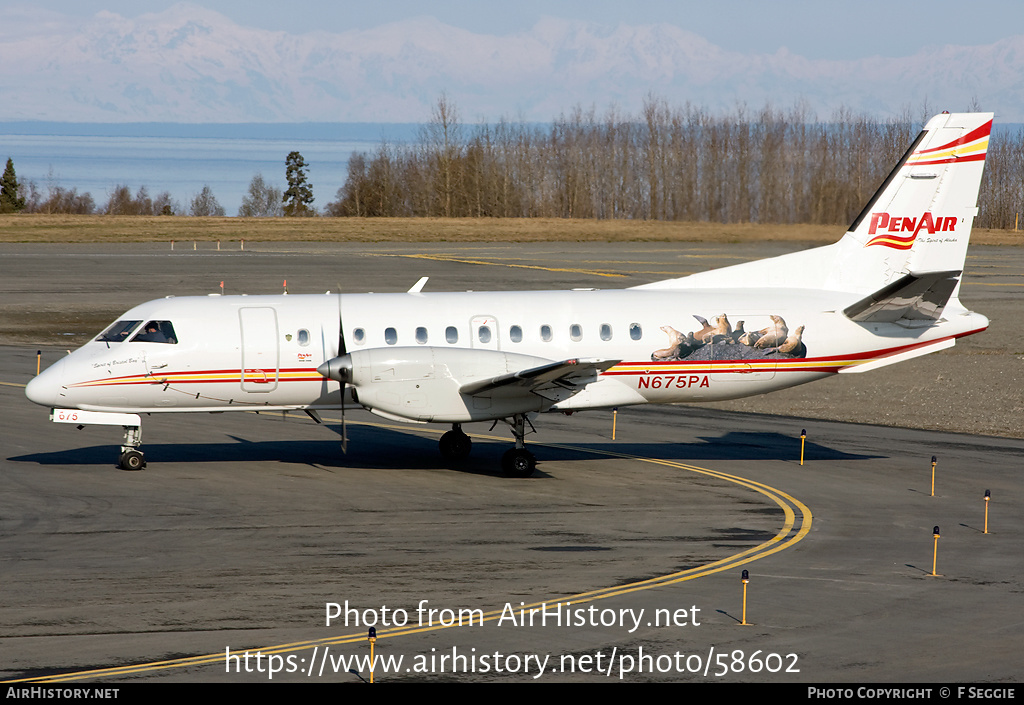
[353,328,366,345]
[478,326,492,344]
[509,325,523,343]
[540,324,552,342]
[131,321,177,344]
[297,329,310,346]
[629,323,643,340]
[569,324,582,342]
[385,327,398,345]
[445,326,458,344]
[600,324,612,341]
[415,326,428,344]
[97,320,141,343]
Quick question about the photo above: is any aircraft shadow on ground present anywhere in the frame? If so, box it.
[8,426,879,472]
[540,431,879,463]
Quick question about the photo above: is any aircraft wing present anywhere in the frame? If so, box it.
[459,357,620,403]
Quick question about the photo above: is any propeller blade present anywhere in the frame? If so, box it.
[340,382,347,454]
[339,307,348,453]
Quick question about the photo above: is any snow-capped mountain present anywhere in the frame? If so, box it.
[1,3,1021,123]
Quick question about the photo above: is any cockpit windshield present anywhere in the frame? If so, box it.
[96,320,142,343]
[131,321,177,344]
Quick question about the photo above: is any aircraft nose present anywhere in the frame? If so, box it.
[25,358,65,407]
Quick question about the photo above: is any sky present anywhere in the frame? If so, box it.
[13,0,1024,60]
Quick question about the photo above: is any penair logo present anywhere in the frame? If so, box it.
[865,212,957,250]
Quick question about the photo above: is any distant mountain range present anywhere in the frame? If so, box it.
[2,3,1022,123]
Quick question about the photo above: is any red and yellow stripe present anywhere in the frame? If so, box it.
[68,367,324,389]
[603,329,983,378]
[906,119,991,167]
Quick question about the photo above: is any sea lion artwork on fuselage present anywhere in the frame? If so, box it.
[651,314,807,361]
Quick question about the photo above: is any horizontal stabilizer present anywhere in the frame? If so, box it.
[844,270,961,323]
[839,338,955,374]
[460,358,619,399]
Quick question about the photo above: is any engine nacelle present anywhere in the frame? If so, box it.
[318,347,556,422]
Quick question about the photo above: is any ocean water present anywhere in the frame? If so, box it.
[0,123,419,215]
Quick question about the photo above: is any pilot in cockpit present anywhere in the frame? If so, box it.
[132,321,176,344]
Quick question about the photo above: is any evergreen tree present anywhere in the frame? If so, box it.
[1,158,26,213]
[283,151,314,216]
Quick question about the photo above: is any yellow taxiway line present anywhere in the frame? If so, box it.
[4,422,811,683]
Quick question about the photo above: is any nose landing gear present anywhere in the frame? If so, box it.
[118,422,146,471]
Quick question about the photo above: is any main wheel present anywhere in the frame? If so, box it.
[119,449,146,471]
[501,448,536,478]
[439,430,472,460]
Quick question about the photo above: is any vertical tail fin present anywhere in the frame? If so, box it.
[841,112,993,289]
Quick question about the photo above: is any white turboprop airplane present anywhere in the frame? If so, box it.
[26,112,993,476]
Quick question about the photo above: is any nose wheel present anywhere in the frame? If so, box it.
[118,422,145,471]
[119,449,146,471]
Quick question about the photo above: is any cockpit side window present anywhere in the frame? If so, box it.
[131,321,177,344]
[96,320,142,343]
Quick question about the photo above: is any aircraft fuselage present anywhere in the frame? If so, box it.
[26,288,987,423]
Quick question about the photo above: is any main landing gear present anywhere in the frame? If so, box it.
[437,416,537,477]
[501,415,536,478]
[118,422,146,471]
[439,423,472,461]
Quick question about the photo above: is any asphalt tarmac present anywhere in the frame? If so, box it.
[1,241,1021,683]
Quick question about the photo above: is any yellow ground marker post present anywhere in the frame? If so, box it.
[612,408,618,440]
[36,350,41,376]
[931,456,937,497]
[740,570,750,625]
[368,627,377,684]
[984,490,991,534]
[931,526,941,577]
[800,429,806,465]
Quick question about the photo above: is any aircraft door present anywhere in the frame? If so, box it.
[240,307,280,392]
[469,315,500,350]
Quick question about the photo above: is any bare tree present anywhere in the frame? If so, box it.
[239,173,283,217]
[189,185,225,216]
[423,93,463,217]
